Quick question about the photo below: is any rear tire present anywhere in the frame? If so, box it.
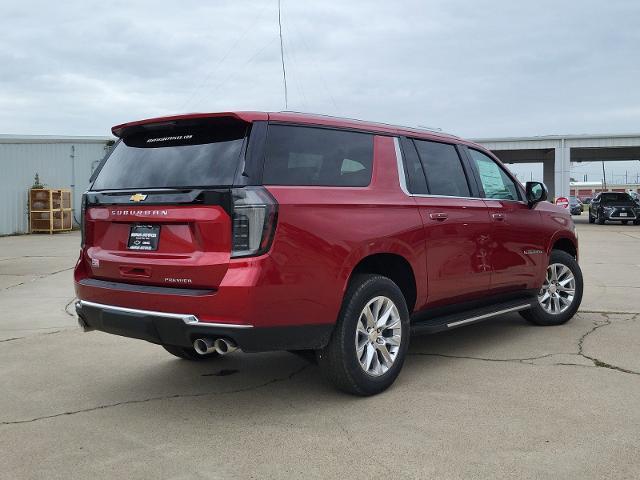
[317,274,410,396]
[520,250,583,326]
[163,344,220,361]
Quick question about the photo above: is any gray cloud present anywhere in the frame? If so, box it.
[1,0,640,141]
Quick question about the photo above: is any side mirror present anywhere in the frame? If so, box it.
[525,181,548,208]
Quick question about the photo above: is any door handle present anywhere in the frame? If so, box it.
[429,212,449,221]
[492,213,506,221]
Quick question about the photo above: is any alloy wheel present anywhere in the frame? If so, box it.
[538,263,576,314]
[355,296,402,376]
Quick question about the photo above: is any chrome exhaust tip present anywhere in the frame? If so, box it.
[193,338,216,355]
[213,338,238,355]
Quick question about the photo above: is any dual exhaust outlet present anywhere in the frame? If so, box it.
[193,337,237,356]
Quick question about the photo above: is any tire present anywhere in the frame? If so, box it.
[597,211,605,225]
[588,212,595,224]
[317,274,410,396]
[162,344,220,361]
[634,219,640,226]
[520,250,583,326]
[622,221,629,225]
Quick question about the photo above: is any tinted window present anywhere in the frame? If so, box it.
[92,120,247,190]
[263,125,373,186]
[413,140,470,197]
[399,138,427,194]
[600,192,632,202]
[468,149,519,201]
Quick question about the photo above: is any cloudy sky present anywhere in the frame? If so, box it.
[2,0,640,179]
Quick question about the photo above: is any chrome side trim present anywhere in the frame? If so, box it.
[446,304,531,328]
[76,300,254,329]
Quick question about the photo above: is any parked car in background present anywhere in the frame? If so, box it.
[569,196,583,215]
[74,111,583,395]
[582,197,592,205]
[589,192,640,225]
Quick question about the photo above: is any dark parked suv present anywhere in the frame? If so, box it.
[75,112,583,395]
[589,192,640,225]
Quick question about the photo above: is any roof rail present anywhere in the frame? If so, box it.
[278,111,458,138]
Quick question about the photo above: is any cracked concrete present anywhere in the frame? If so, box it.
[410,312,640,376]
[1,363,310,426]
[1,218,639,479]
[0,232,79,340]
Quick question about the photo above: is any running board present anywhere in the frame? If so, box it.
[410,299,534,335]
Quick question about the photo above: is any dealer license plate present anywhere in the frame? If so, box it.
[127,225,160,251]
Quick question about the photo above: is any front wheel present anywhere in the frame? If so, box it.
[597,211,605,225]
[317,274,410,396]
[520,250,583,326]
[622,220,629,225]
[588,212,595,224]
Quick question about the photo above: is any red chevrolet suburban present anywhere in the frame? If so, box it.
[75,112,583,395]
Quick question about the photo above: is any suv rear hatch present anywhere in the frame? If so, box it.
[81,115,276,290]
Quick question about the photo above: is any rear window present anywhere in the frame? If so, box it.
[413,139,471,197]
[262,125,373,186]
[91,119,247,190]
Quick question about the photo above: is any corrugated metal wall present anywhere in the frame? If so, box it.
[0,137,112,235]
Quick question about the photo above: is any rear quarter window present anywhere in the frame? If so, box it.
[262,125,373,186]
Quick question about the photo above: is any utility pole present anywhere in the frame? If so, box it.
[602,160,607,190]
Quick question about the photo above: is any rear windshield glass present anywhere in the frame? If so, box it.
[91,119,247,190]
[600,193,632,202]
[262,125,373,187]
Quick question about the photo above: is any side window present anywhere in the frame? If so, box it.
[262,125,373,186]
[468,149,519,201]
[399,137,427,194]
[413,139,471,197]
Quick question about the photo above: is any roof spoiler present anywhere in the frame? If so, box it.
[111,112,266,138]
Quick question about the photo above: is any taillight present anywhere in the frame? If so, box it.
[231,187,278,258]
[80,193,87,247]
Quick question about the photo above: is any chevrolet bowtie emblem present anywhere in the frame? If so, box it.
[130,193,148,202]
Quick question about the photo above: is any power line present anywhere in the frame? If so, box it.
[179,3,270,111]
[278,0,288,109]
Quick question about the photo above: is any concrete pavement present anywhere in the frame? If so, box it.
[1,218,639,479]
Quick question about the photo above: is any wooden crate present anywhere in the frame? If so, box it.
[29,188,73,234]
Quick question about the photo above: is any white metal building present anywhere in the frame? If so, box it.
[0,134,113,235]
